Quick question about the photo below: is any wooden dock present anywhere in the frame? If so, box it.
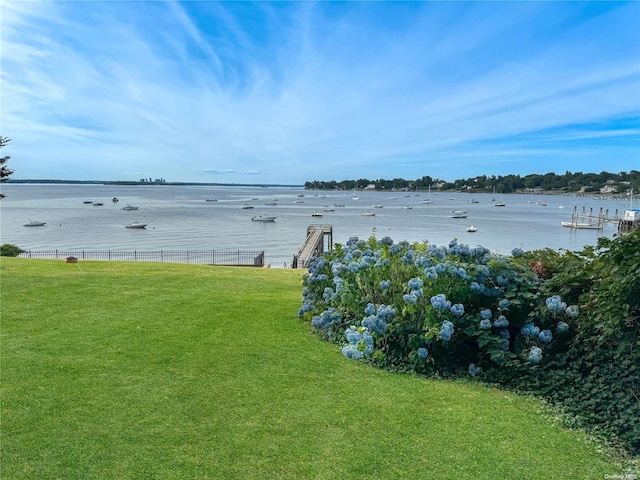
[562,206,620,230]
[293,224,333,269]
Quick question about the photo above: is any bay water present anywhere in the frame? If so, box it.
[0,183,626,267]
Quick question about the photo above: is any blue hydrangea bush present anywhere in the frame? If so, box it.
[298,235,580,377]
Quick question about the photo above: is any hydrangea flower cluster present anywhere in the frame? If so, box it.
[538,329,553,343]
[450,303,465,317]
[380,279,391,291]
[494,315,509,328]
[498,299,511,310]
[311,308,342,330]
[565,305,580,319]
[546,295,567,313]
[341,326,374,360]
[417,347,429,359]
[529,346,543,364]
[480,309,492,320]
[556,322,569,334]
[440,321,454,342]
[511,247,524,257]
[468,363,483,376]
[430,294,452,311]
[361,304,395,335]
[520,321,540,338]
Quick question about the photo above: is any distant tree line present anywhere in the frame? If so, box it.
[305,170,640,194]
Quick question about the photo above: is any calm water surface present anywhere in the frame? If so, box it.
[0,184,626,267]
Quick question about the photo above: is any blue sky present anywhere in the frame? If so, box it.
[2,1,639,184]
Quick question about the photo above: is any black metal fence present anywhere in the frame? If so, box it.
[20,249,265,267]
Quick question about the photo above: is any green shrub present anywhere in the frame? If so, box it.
[299,231,640,456]
[0,244,25,257]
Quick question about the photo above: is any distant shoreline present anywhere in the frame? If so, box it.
[5,179,304,188]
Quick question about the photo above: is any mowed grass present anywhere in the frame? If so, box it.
[0,258,622,479]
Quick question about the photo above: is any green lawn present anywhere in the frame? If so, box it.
[0,258,625,479]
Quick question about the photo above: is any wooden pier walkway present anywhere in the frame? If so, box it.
[293,225,333,269]
[562,206,621,230]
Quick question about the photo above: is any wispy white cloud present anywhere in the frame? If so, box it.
[1,1,638,183]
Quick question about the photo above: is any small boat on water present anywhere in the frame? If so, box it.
[402,205,413,210]
[23,220,46,227]
[493,202,506,207]
[468,199,479,204]
[451,210,468,219]
[205,199,218,202]
[264,201,278,206]
[252,214,276,222]
[83,200,93,204]
[122,204,139,211]
[112,197,119,203]
[373,204,384,208]
[241,204,254,209]
[311,212,323,217]
[334,203,345,207]
[92,201,104,206]
[466,226,478,232]
[361,211,376,217]
[125,222,147,229]
[561,221,602,230]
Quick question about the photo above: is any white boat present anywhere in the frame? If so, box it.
[334,203,345,207]
[492,187,505,206]
[361,211,376,217]
[294,200,304,204]
[264,201,278,206]
[468,199,479,204]
[323,207,335,212]
[122,204,139,211]
[311,212,323,217]
[92,201,104,206]
[561,221,602,230]
[252,214,276,222]
[466,226,478,232]
[241,204,254,209]
[125,222,147,229]
[373,204,384,208]
[451,210,468,219]
[23,220,46,227]
[421,185,433,204]
[402,205,413,210]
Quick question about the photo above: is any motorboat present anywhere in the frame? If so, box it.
[311,212,323,217]
[23,220,46,227]
[451,210,468,219]
[241,204,254,209]
[334,203,345,207]
[264,201,278,206]
[122,204,139,211]
[373,204,384,208]
[205,199,218,202]
[561,221,602,230]
[468,199,479,204]
[466,226,478,232]
[112,197,119,203]
[361,211,376,217]
[125,222,147,229]
[83,200,93,204]
[493,202,506,207]
[92,201,104,206]
[252,214,276,222]
[402,205,413,210]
